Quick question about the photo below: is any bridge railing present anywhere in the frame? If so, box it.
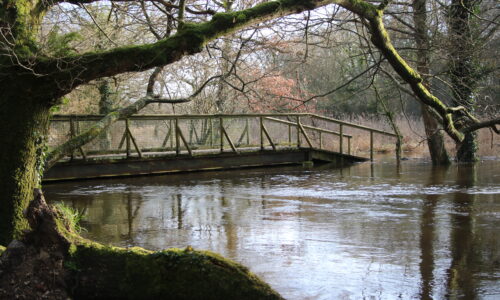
[49,113,399,162]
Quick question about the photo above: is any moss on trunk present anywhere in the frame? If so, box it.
[0,245,5,256]
[0,95,51,245]
[0,190,283,300]
[69,244,281,299]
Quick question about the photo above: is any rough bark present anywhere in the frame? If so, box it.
[0,190,282,299]
[0,95,51,245]
[412,0,450,165]
[98,79,114,150]
[447,0,479,162]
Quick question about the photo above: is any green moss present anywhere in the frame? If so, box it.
[0,245,5,256]
[343,0,378,17]
[67,241,282,299]
[1,0,46,55]
[38,207,282,299]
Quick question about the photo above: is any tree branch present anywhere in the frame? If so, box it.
[462,118,500,134]
[34,0,336,98]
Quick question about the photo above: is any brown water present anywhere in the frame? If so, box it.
[44,158,500,299]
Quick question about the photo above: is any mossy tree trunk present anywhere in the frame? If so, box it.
[447,0,479,162]
[98,79,114,150]
[412,0,450,165]
[0,95,51,245]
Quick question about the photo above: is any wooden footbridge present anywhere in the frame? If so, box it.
[44,113,398,182]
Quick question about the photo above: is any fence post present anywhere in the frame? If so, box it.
[69,117,75,161]
[296,116,301,148]
[260,116,264,150]
[319,131,322,150]
[288,124,292,146]
[220,117,224,153]
[370,130,374,161]
[245,118,250,146]
[125,119,131,158]
[339,124,343,154]
[169,119,174,149]
[209,118,214,147]
[175,118,180,156]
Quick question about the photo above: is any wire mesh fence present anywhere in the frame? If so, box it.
[48,114,399,161]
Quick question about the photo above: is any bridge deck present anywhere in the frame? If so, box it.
[44,147,367,182]
[44,113,397,182]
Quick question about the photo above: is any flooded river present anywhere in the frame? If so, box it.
[44,158,500,299]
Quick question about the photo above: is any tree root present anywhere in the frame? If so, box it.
[0,189,282,300]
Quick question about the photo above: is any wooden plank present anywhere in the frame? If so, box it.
[261,123,276,151]
[339,124,343,154]
[260,117,264,150]
[161,128,172,148]
[297,120,313,148]
[220,117,224,152]
[44,148,368,182]
[311,114,398,137]
[296,117,301,147]
[265,117,352,138]
[175,119,180,156]
[221,127,238,153]
[177,123,193,156]
[370,130,374,161]
[50,113,397,138]
[126,126,142,158]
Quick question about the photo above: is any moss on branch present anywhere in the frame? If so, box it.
[33,0,332,95]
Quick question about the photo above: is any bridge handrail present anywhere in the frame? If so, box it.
[309,114,398,137]
[50,113,399,161]
[264,117,353,138]
[51,113,397,136]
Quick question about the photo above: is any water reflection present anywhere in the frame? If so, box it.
[447,164,477,299]
[419,165,447,300]
[44,160,500,299]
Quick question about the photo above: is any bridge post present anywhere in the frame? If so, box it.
[175,118,180,156]
[319,132,322,149]
[125,119,131,158]
[259,116,264,150]
[296,116,301,148]
[370,130,374,161]
[339,124,343,154]
[209,118,214,147]
[245,118,250,146]
[69,117,75,161]
[170,120,174,149]
[288,124,292,146]
[220,117,224,153]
